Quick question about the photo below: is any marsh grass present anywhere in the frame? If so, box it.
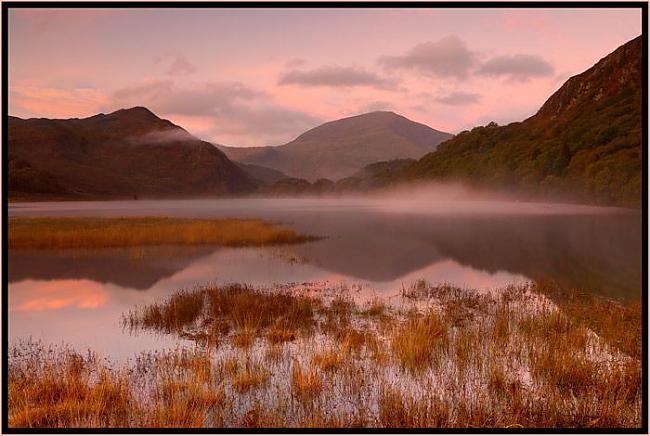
[10,281,642,429]
[533,281,642,359]
[266,319,298,344]
[391,311,448,373]
[124,284,318,341]
[8,341,132,428]
[230,359,269,393]
[291,360,323,402]
[310,348,343,372]
[132,290,206,334]
[361,297,386,318]
[9,216,317,249]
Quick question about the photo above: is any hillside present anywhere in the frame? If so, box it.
[398,36,642,207]
[219,111,452,181]
[8,107,256,200]
[236,163,289,185]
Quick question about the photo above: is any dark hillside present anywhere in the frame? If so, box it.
[8,107,256,200]
[401,36,642,206]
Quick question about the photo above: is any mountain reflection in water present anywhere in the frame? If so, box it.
[8,198,641,360]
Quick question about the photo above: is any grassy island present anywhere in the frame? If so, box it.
[9,216,316,249]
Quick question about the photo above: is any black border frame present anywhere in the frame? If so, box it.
[1,2,647,434]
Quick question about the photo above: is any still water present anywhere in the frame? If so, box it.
[8,198,641,361]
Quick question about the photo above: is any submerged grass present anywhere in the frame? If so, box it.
[124,283,319,342]
[10,281,642,429]
[9,216,316,249]
[8,342,133,428]
[230,360,269,393]
[391,311,448,373]
[533,281,642,359]
[291,360,323,402]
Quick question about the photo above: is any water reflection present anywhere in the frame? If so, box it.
[9,213,640,299]
[8,198,641,360]
[9,246,215,290]
[9,247,527,361]
[11,279,109,311]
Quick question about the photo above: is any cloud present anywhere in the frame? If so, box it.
[278,65,397,90]
[435,91,481,106]
[113,80,174,104]
[378,36,477,79]
[166,55,196,76]
[476,54,554,81]
[357,100,394,113]
[113,80,263,116]
[285,57,307,68]
[9,85,111,118]
[112,80,320,146]
[126,128,193,145]
[210,104,321,139]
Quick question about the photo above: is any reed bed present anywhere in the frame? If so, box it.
[123,283,319,341]
[9,281,642,429]
[9,216,316,249]
[533,281,642,359]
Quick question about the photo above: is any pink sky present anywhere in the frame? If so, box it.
[8,8,641,146]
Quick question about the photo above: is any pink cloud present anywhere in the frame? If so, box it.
[9,85,111,118]
[8,8,642,144]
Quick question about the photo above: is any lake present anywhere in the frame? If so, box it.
[8,198,641,361]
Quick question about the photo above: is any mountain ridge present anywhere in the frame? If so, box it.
[8,36,642,206]
[219,111,452,181]
[8,107,256,200]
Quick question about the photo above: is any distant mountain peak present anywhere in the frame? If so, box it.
[8,107,256,199]
[100,106,166,124]
[220,110,452,181]
[112,106,160,118]
[349,110,398,117]
[78,106,191,140]
[301,110,414,129]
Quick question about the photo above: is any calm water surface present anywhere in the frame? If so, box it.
[8,198,641,361]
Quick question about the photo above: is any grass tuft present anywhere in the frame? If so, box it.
[291,360,322,402]
[391,310,448,373]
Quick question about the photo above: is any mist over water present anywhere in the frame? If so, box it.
[359,182,633,215]
[8,195,640,360]
[10,183,634,218]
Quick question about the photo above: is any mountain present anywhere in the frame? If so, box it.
[219,111,452,181]
[255,159,416,196]
[396,36,642,207]
[8,107,256,200]
[236,162,289,185]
